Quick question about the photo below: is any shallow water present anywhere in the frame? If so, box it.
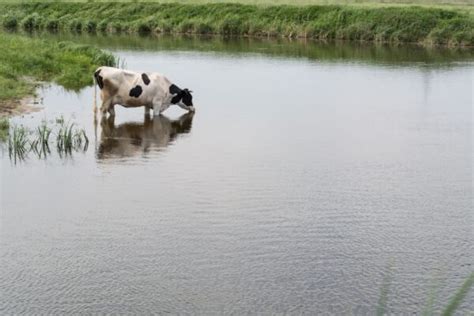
[1,35,473,314]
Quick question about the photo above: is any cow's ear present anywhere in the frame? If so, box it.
[169,84,181,95]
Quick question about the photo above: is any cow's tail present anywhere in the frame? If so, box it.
[93,74,97,114]
[93,67,102,114]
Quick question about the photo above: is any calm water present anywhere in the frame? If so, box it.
[1,35,473,314]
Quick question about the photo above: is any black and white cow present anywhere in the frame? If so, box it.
[94,66,194,116]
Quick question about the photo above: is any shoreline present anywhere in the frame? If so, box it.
[0,96,42,118]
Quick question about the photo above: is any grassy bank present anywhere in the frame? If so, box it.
[1,2,473,46]
[2,0,473,9]
[0,32,116,114]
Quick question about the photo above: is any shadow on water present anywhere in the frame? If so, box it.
[28,31,474,69]
[96,112,194,160]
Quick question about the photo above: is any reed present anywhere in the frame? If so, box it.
[56,121,89,155]
[30,122,52,158]
[8,125,29,163]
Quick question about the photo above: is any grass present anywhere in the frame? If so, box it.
[0,118,9,141]
[0,32,116,107]
[0,2,472,46]
[1,0,472,9]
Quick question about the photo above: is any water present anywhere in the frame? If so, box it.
[1,35,473,314]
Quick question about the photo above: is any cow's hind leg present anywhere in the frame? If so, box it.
[108,104,115,117]
[100,99,113,116]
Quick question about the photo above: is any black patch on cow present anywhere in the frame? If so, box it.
[94,69,104,89]
[170,84,182,104]
[169,84,181,95]
[141,73,150,85]
[182,89,193,106]
[129,85,143,98]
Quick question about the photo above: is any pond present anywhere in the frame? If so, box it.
[1,34,473,314]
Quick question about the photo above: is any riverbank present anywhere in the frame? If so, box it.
[1,2,472,47]
[0,32,116,116]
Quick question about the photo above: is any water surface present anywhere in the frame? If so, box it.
[1,35,473,314]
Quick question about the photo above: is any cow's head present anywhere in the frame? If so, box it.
[170,84,195,112]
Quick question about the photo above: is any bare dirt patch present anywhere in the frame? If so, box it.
[0,96,42,118]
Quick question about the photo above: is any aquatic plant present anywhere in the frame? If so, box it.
[374,268,474,315]
[442,272,474,316]
[4,119,89,162]
[30,122,52,158]
[8,125,30,163]
[56,121,89,156]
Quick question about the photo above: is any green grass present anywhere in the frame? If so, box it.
[1,0,472,9]
[0,117,9,141]
[0,32,116,104]
[1,2,472,46]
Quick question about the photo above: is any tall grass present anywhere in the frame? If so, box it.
[0,2,472,46]
[0,117,9,141]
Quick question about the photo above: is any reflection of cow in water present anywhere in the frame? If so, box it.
[97,112,194,159]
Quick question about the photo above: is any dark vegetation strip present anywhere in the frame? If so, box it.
[1,2,473,46]
[0,32,116,108]
[37,33,473,66]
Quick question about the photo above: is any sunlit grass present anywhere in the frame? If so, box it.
[1,2,472,46]
[0,32,117,103]
[0,117,9,141]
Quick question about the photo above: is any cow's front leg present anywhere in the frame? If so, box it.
[152,101,163,116]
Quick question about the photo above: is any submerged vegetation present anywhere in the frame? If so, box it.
[0,32,116,110]
[0,2,472,46]
[4,118,89,163]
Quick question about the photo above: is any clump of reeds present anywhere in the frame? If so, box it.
[56,121,89,156]
[5,117,89,163]
[8,125,30,163]
[30,122,52,158]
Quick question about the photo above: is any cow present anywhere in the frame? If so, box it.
[93,66,194,116]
